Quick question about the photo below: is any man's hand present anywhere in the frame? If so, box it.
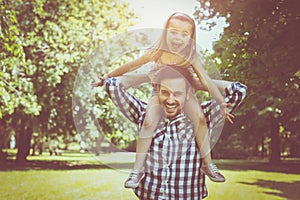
[220,103,234,124]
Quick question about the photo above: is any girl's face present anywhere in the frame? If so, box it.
[166,18,193,54]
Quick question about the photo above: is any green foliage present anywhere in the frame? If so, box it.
[73,30,154,151]
[195,0,300,160]
[0,0,40,116]
[0,0,139,157]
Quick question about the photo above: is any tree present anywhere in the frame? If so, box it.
[0,0,137,162]
[194,0,300,163]
[73,29,154,153]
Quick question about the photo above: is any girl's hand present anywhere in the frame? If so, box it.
[91,80,101,87]
[220,103,235,124]
[91,74,109,88]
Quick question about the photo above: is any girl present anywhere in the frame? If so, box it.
[93,12,232,188]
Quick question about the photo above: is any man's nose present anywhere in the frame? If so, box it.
[167,94,175,103]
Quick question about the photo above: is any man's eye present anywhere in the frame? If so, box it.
[174,92,183,97]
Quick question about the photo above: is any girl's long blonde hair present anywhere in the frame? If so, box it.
[149,12,197,67]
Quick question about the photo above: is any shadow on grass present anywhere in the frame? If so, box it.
[238,179,300,200]
[0,159,133,171]
[0,154,132,171]
[1,153,300,174]
[216,159,300,174]
[0,150,136,171]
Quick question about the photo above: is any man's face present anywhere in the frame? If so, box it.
[158,78,188,119]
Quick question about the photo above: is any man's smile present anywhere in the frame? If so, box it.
[165,103,177,109]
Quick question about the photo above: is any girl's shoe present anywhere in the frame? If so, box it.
[124,170,145,188]
[201,163,225,182]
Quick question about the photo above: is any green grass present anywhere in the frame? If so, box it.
[0,169,135,200]
[0,151,300,200]
[205,170,299,200]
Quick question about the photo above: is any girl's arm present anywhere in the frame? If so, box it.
[93,51,152,87]
[107,51,151,77]
[116,74,150,90]
[92,51,151,87]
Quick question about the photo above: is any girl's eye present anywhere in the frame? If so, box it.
[182,32,190,37]
[169,30,177,34]
[160,90,169,96]
[168,29,190,37]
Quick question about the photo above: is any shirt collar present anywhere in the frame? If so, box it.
[163,112,186,124]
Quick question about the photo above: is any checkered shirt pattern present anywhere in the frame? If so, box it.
[105,78,247,200]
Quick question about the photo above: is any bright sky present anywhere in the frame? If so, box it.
[125,0,226,52]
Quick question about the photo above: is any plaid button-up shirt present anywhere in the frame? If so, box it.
[105,78,247,200]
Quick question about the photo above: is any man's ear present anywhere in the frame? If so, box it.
[186,87,193,100]
[155,84,161,92]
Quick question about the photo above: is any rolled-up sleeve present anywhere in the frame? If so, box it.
[201,82,248,135]
[104,78,147,125]
[223,82,248,113]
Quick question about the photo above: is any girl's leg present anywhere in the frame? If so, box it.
[185,94,211,163]
[185,94,225,182]
[134,95,161,170]
[124,95,162,188]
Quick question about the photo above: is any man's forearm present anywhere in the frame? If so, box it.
[212,80,233,95]
[104,78,146,125]
[201,81,247,130]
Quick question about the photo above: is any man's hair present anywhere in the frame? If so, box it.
[154,65,191,89]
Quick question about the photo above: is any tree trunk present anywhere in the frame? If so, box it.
[0,128,6,161]
[269,115,281,164]
[0,126,10,161]
[16,120,32,164]
[261,134,265,158]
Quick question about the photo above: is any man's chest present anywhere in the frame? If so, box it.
[146,118,196,166]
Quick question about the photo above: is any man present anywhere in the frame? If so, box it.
[103,67,247,199]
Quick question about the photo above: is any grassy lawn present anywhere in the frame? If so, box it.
[0,151,299,200]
